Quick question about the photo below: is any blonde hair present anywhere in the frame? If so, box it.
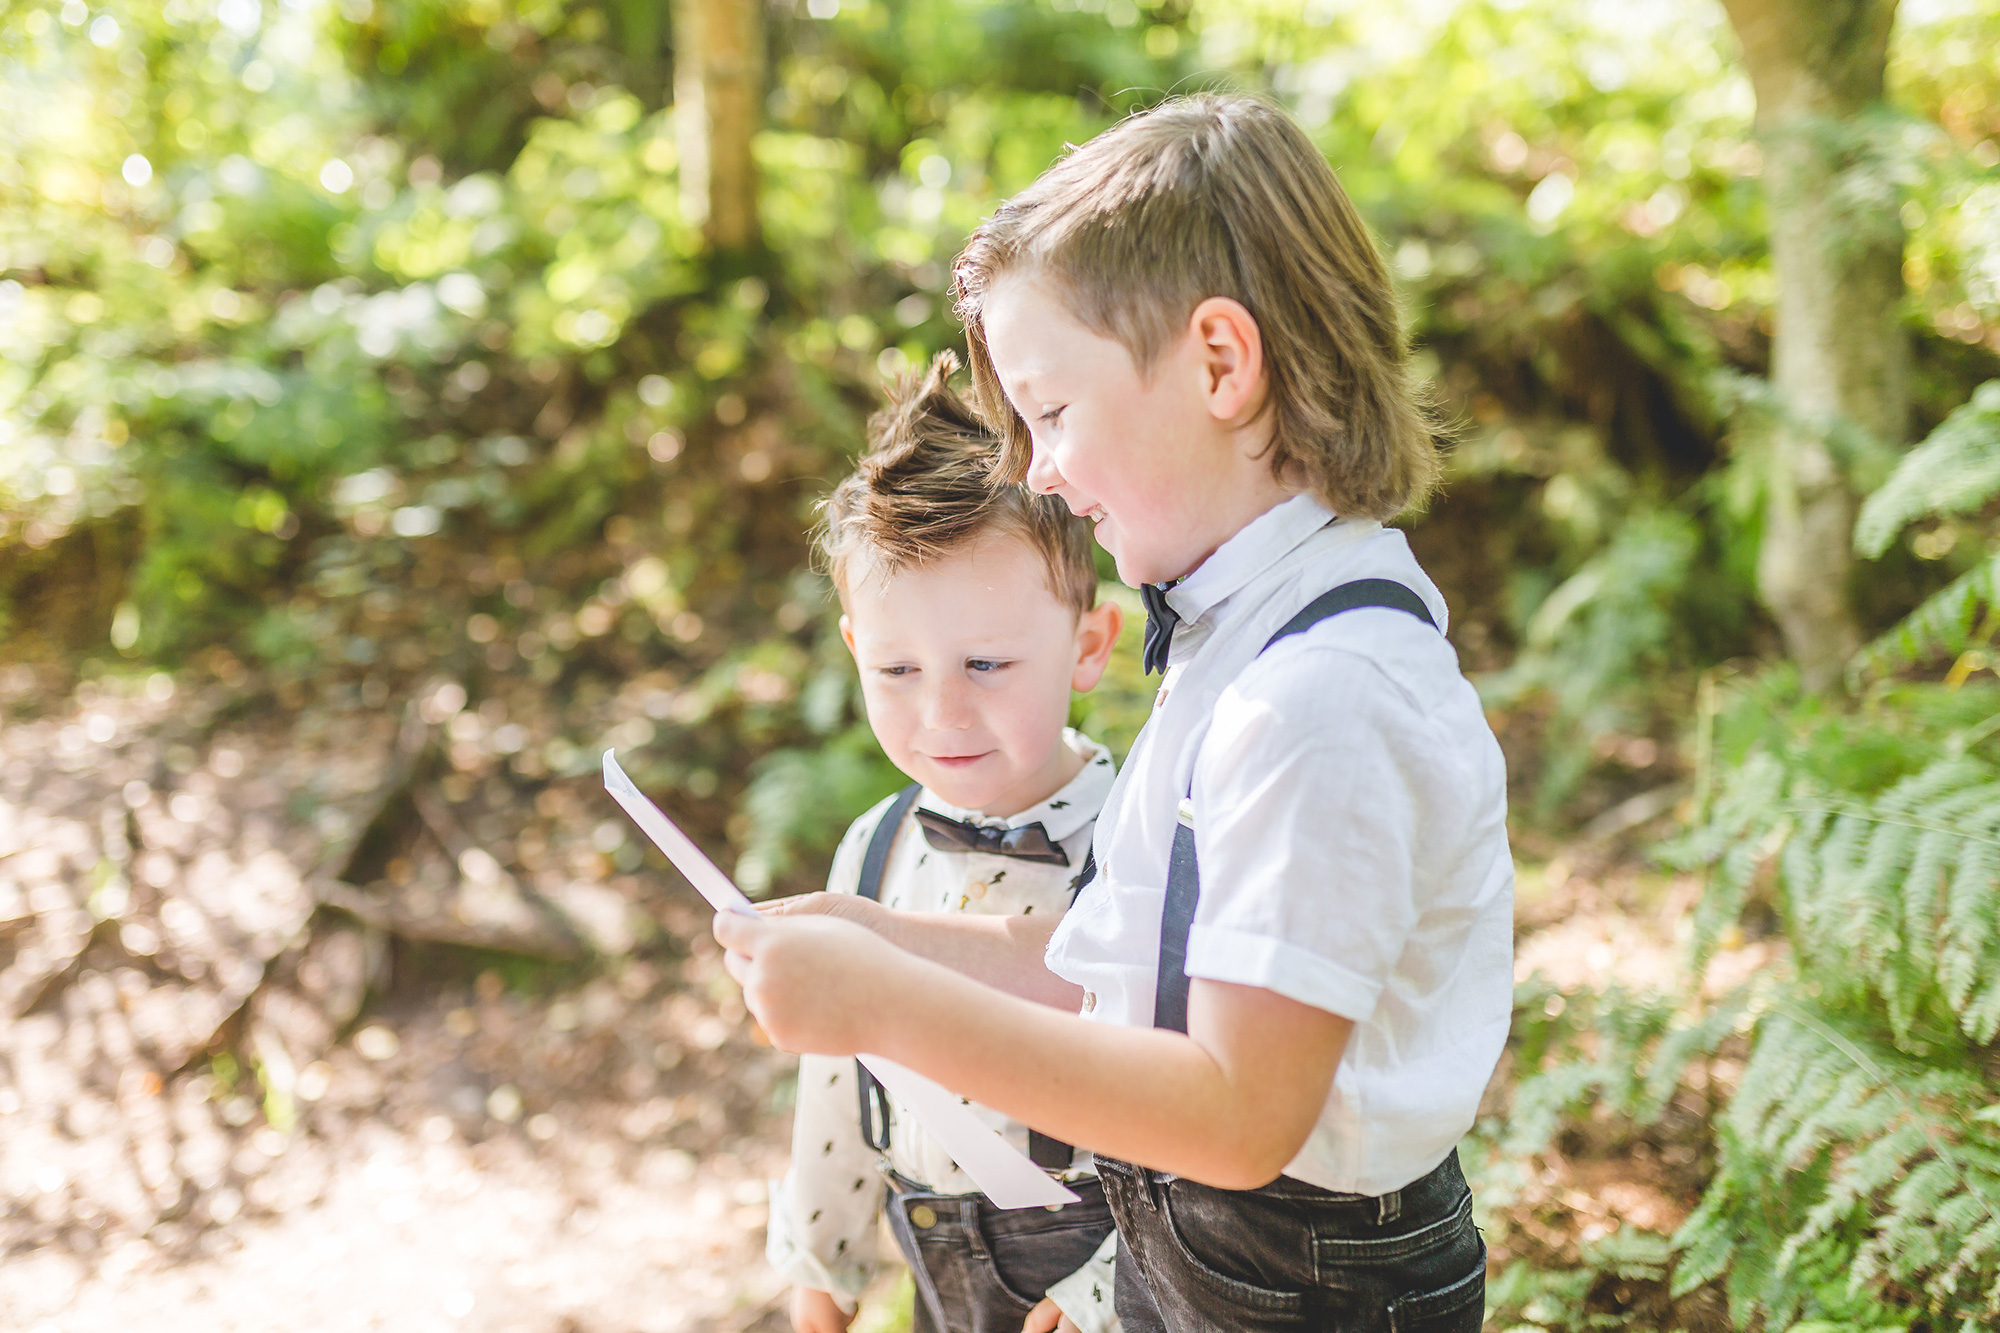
[817,352,1098,616]
[952,93,1440,521]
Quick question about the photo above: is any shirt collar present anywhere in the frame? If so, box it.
[917,729,1114,844]
[1165,493,1363,627]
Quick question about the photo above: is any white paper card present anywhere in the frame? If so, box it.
[603,750,757,918]
[602,749,1077,1210]
[856,1054,1080,1209]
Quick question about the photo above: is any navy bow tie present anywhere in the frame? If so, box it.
[912,807,1071,866]
[1140,581,1180,676]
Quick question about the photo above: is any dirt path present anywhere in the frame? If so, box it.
[4,966,812,1333]
[0,673,849,1333]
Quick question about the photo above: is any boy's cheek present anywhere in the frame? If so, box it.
[863,703,918,772]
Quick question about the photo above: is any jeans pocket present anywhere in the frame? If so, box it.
[1386,1239,1486,1333]
[1155,1187,1306,1317]
[983,1217,1116,1310]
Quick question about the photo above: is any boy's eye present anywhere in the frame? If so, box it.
[880,665,915,677]
[1037,406,1065,427]
[966,659,1009,673]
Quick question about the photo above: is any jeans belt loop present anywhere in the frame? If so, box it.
[1376,1187,1402,1226]
[960,1196,992,1262]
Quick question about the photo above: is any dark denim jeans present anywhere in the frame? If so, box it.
[884,1172,1116,1333]
[1096,1149,1485,1333]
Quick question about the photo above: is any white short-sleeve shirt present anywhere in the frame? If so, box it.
[1045,495,1514,1197]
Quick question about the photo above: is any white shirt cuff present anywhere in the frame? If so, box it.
[764,1177,866,1312]
[1046,1230,1120,1333]
[1185,925,1384,1022]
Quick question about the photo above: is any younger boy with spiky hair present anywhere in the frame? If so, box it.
[766,352,1125,1333]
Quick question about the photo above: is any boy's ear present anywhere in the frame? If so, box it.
[838,614,858,659]
[1070,600,1124,693]
[1188,296,1266,428]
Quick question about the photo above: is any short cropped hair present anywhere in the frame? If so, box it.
[818,351,1098,617]
[952,93,1440,521]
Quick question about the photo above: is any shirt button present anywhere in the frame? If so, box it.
[909,1204,937,1229]
[967,881,987,900]
[1082,991,1096,1013]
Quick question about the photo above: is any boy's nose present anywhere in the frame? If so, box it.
[922,679,974,730]
[1024,442,1064,496]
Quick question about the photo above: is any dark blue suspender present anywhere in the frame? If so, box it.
[1152,580,1440,1034]
[851,783,1075,1171]
[854,783,924,1152]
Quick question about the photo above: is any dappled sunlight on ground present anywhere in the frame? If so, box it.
[6,993,792,1332]
[3,674,1752,1332]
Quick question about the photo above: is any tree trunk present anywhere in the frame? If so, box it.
[672,0,763,253]
[1720,0,1906,693]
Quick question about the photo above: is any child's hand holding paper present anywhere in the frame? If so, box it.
[712,909,902,1055]
[754,884,891,931]
[602,749,1077,1210]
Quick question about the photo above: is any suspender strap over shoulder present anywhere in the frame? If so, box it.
[1152,580,1441,1034]
[851,784,1076,1172]
[857,785,924,907]
[855,784,923,1152]
[1263,578,1436,651]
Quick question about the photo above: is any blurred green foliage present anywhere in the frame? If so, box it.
[6,0,1998,843]
[6,1,2000,1321]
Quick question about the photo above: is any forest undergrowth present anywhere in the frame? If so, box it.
[0,642,1720,1333]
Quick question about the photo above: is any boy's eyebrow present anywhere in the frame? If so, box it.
[853,629,1041,658]
[1001,370,1059,414]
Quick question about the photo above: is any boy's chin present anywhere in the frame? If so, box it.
[1112,549,1177,589]
[917,762,1037,818]
[1104,529,1190,588]
[919,771,1000,812]
[1106,544,1149,588]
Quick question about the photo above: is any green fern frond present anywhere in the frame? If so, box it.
[1686,1005,2000,1323]
[1855,380,2000,558]
[1499,983,1706,1162]
[1849,552,2000,684]
[1782,757,2000,1043]
[1661,748,1790,968]
[1582,668,2000,1322]
[1679,744,2000,1045]
[1640,996,1748,1120]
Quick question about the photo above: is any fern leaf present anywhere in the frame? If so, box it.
[1668,749,1791,967]
[1773,1067,1874,1170]
[1640,997,1745,1120]
[1855,379,2000,558]
[1850,551,2000,683]
[1641,683,2000,1319]
[1783,757,2000,1041]
[1672,1143,1753,1296]
[1794,1120,1928,1247]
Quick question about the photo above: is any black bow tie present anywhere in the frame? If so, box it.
[912,807,1071,865]
[1140,582,1180,676]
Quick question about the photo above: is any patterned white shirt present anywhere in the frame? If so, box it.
[767,731,1118,1329]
